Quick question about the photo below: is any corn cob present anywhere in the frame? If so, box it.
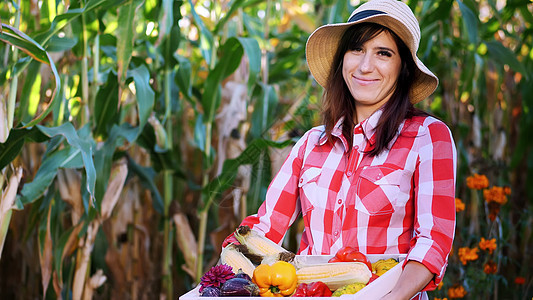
[296,262,372,291]
[234,226,293,258]
[220,244,256,277]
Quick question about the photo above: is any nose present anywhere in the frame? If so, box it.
[358,52,373,73]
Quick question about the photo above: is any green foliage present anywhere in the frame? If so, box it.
[0,0,532,299]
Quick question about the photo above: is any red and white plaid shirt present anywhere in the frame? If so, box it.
[234,110,456,296]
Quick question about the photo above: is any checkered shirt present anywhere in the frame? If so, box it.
[235,110,456,294]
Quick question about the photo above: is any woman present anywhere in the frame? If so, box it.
[224,1,456,299]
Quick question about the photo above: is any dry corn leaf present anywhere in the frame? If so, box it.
[57,169,83,224]
[39,200,54,297]
[215,81,247,175]
[72,221,99,300]
[0,93,9,143]
[0,167,23,258]
[173,212,197,279]
[82,269,107,300]
[100,158,128,220]
[0,167,22,220]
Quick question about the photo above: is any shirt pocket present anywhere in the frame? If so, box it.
[298,167,321,214]
[355,166,407,216]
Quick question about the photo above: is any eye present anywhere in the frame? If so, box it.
[352,47,363,53]
[378,50,392,57]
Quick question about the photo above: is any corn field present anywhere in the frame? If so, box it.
[0,0,532,299]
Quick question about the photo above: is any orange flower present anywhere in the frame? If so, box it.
[448,285,467,298]
[479,237,497,254]
[483,260,497,274]
[437,281,444,290]
[458,247,479,265]
[434,298,448,300]
[455,198,465,212]
[503,186,511,195]
[466,174,489,190]
[483,186,508,205]
[515,276,526,285]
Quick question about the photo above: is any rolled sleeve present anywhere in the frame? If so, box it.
[406,120,457,291]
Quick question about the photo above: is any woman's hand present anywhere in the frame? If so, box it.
[379,260,433,300]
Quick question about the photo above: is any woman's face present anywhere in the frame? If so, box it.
[342,31,402,122]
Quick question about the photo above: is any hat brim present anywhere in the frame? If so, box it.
[306,14,438,104]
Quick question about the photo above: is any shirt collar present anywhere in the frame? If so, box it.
[318,109,384,152]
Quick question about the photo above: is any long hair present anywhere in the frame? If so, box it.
[322,22,427,156]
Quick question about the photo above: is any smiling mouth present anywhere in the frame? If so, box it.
[353,76,378,86]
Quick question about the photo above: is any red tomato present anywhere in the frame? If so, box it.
[367,273,380,284]
[327,256,342,263]
[344,251,372,272]
[335,246,356,261]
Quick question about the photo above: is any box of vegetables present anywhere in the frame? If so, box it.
[180,226,406,299]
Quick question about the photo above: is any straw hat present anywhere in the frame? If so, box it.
[306,0,438,104]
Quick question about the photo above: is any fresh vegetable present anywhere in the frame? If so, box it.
[328,246,372,272]
[331,282,367,296]
[199,264,235,292]
[296,262,371,291]
[292,282,332,297]
[235,226,295,260]
[234,269,253,281]
[200,286,222,297]
[372,258,399,276]
[220,244,256,277]
[220,277,260,297]
[253,260,298,297]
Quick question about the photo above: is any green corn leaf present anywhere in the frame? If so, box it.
[174,54,193,102]
[188,0,214,65]
[484,40,529,79]
[201,37,244,123]
[46,35,78,52]
[203,138,292,205]
[237,37,261,91]
[0,24,61,128]
[19,146,83,205]
[127,158,164,214]
[117,0,143,86]
[0,127,49,170]
[36,123,97,203]
[129,65,155,135]
[457,0,478,45]
[94,72,119,138]
[213,0,245,34]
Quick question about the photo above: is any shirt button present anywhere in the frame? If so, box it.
[377,175,382,179]
[354,145,359,150]
[338,199,342,204]
[347,171,352,176]
[334,231,339,236]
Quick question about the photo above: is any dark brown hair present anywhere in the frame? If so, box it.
[322,22,427,156]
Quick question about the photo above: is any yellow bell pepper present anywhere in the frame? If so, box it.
[252,261,297,297]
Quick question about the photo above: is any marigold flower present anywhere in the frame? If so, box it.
[448,285,467,298]
[458,247,479,265]
[483,186,508,205]
[455,198,465,212]
[503,186,511,195]
[515,276,526,285]
[466,174,489,190]
[483,260,497,274]
[437,281,444,290]
[479,237,497,254]
[487,202,502,221]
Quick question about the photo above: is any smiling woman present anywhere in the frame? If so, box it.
[223,1,456,299]
[341,27,402,122]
